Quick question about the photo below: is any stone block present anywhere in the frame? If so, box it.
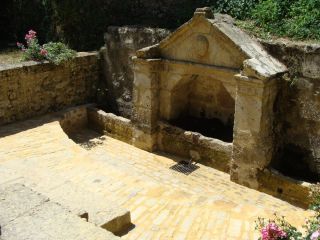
[133,128,158,151]
[87,107,133,144]
[132,106,158,128]
[96,208,131,235]
[158,122,232,172]
[40,179,132,236]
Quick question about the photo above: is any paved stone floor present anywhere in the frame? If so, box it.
[0,116,310,240]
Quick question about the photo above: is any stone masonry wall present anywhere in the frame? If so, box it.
[0,52,99,126]
[188,76,235,124]
[261,40,320,178]
[100,26,171,118]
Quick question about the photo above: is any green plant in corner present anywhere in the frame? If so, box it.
[17,29,76,65]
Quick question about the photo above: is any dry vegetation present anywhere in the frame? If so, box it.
[0,49,22,65]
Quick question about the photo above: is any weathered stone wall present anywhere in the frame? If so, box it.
[0,52,99,126]
[88,107,133,144]
[261,40,320,178]
[100,26,171,118]
[158,122,232,173]
[189,76,235,124]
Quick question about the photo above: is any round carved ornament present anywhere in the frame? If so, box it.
[192,35,209,58]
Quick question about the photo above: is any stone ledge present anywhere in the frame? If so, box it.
[258,169,314,208]
[0,52,98,72]
[87,107,133,144]
[0,183,119,240]
[39,172,133,236]
[158,121,232,173]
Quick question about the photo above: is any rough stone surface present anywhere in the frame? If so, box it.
[0,52,99,126]
[0,183,49,226]
[261,39,320,177]
[158,122,232,173]
[88,107,133,144]
[0,184,119,240]
[101,26,171,118]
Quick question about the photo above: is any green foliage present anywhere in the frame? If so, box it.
[310,184,320,212]
[285,0,320,40]
[21,38,46,62]
[212,0,260,20]
[43,42,76,65]
[251,0,320,41]
[18,30,75,65]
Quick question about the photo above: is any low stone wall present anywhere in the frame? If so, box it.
[258,169,312,208]
[0,52,99,126]
[158,122,232,173]
[87,107,133,144]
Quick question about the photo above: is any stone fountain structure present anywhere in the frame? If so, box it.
[131,7,287,189]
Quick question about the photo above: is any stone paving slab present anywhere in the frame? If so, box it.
[2,202,119,240]
[0,184,119,240]
[42,180,132,234]
[0,183,49,226]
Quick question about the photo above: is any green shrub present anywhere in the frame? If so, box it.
[285,0,320,40]
[213,0,260,20]
[43,42,76,65]
[17,29,76,64]
[251,0,320,41]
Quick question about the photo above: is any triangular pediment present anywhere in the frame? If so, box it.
[158,15,247,69]
[135,9,287,80]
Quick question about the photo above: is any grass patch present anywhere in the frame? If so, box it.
[0,49,22,65]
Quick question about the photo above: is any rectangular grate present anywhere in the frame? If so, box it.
[169,161,199,175]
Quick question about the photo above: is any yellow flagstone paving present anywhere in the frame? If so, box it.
[0,116,311,240]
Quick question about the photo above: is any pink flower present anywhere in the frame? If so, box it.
[261,222,287,240]
[311,230,320,240]
[17,42,26,51]
[25,29,37,41]
[40,48,48,56]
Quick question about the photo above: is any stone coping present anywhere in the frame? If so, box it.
[158,121,232,173]
[0,52,98,72]
[260,39,320,53]
[258,168,315,208]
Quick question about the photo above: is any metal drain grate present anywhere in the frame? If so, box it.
[169,161,199,175]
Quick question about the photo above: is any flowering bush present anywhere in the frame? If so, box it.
[17,30,76,65]
[256,184,320,240]
[260,222,287,239]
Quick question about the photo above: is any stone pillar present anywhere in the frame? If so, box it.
[132,58,160,151]
[231,74,278,189]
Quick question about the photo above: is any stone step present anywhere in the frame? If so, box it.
[33,179,132,235]
[0,183,119,240]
